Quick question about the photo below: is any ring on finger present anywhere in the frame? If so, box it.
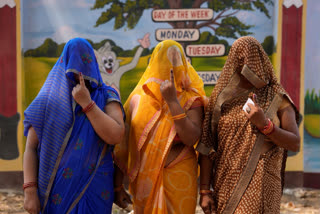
[246,107,251,113]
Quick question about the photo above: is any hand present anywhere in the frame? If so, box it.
[72,72,91,108]
[138,33,150,49]
[244,94,268,130]
[160,69,178,104]
[199,194,216,214]
[24,187,41,214]
[114,188,132,209]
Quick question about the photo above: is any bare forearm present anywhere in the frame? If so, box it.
[200,155,213,190]
[85,105,124,145]
[24,127,39,183]
[114,165,124,187]
[265,126,300,152]
[23,149,38,183]
[167,100,202,146]
[264,106,300,152]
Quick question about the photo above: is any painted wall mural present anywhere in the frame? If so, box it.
[22,0,276,103]
[304,0,320,173]
[19,0,315,174]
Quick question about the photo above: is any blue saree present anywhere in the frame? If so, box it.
[24,38,123,213]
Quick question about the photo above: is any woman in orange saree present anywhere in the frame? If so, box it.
[113,40,207,213]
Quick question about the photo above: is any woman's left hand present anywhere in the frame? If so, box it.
[72,72,91,108]
[160,69,178,104]
[244,94,268,130]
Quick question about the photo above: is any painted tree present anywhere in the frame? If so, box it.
[92,0,273,39]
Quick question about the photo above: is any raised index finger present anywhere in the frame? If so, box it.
[252,94,259,107]
[170,69,174,84]
[79,72,85,86]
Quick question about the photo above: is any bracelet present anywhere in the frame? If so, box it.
[259,118,274,135]
[172,113,187,121]
[82,101,95,113]
[199,189,213,196]
[260,118,271,131]
[265,122,275,136]
[23,182,37,190]
[114,184,124,192]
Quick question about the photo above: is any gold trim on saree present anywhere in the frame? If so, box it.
[222,94,283,214]
[240,64,268,89]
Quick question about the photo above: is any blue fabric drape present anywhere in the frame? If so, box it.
[24,38,123,213]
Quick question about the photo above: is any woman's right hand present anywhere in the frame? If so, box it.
[24,187,40,214]
[114,187,132,209]
[200,194,216,214]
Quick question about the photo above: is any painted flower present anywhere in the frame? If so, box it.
[88,163,95,174]
[101,190,110,200]
[62,168,73,179]
[81,53,93,64]
[74,139,83,150]
[52,193,62,205]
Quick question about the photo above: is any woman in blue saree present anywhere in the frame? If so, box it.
[23,38,125,214]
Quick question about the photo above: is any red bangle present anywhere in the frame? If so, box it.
[23,182,37,190]
[259,118,274,135]
[265,122,275,135]
[82,101,95,113]
[260,118,271,131]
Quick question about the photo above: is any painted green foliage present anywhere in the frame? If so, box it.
[305,89,320,114]
[92,0,273,39]
[23,38,152,58]
[261,35,274,55]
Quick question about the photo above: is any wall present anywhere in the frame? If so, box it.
[1,0,319,189]
[0,0,23,189]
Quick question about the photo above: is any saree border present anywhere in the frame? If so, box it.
[241,64,268,89]
[42,101,76,212]
[222,93,283,214]
[66,69,99,85]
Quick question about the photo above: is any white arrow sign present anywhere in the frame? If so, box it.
[197,71,221,85]
[186,44,225,57]
[156,29,200,41]
[152,9,213,22]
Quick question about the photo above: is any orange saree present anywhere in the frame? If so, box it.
[114,40,207,213]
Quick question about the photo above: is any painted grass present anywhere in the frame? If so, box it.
[23,57,54,108]
[24,56,224,107]
[304,114,320,138]
[191,56,226,71]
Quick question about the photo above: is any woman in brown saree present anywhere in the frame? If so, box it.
[198,36,300,214]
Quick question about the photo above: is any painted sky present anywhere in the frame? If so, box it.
[22,0,275,51]
[305,0,320,91]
